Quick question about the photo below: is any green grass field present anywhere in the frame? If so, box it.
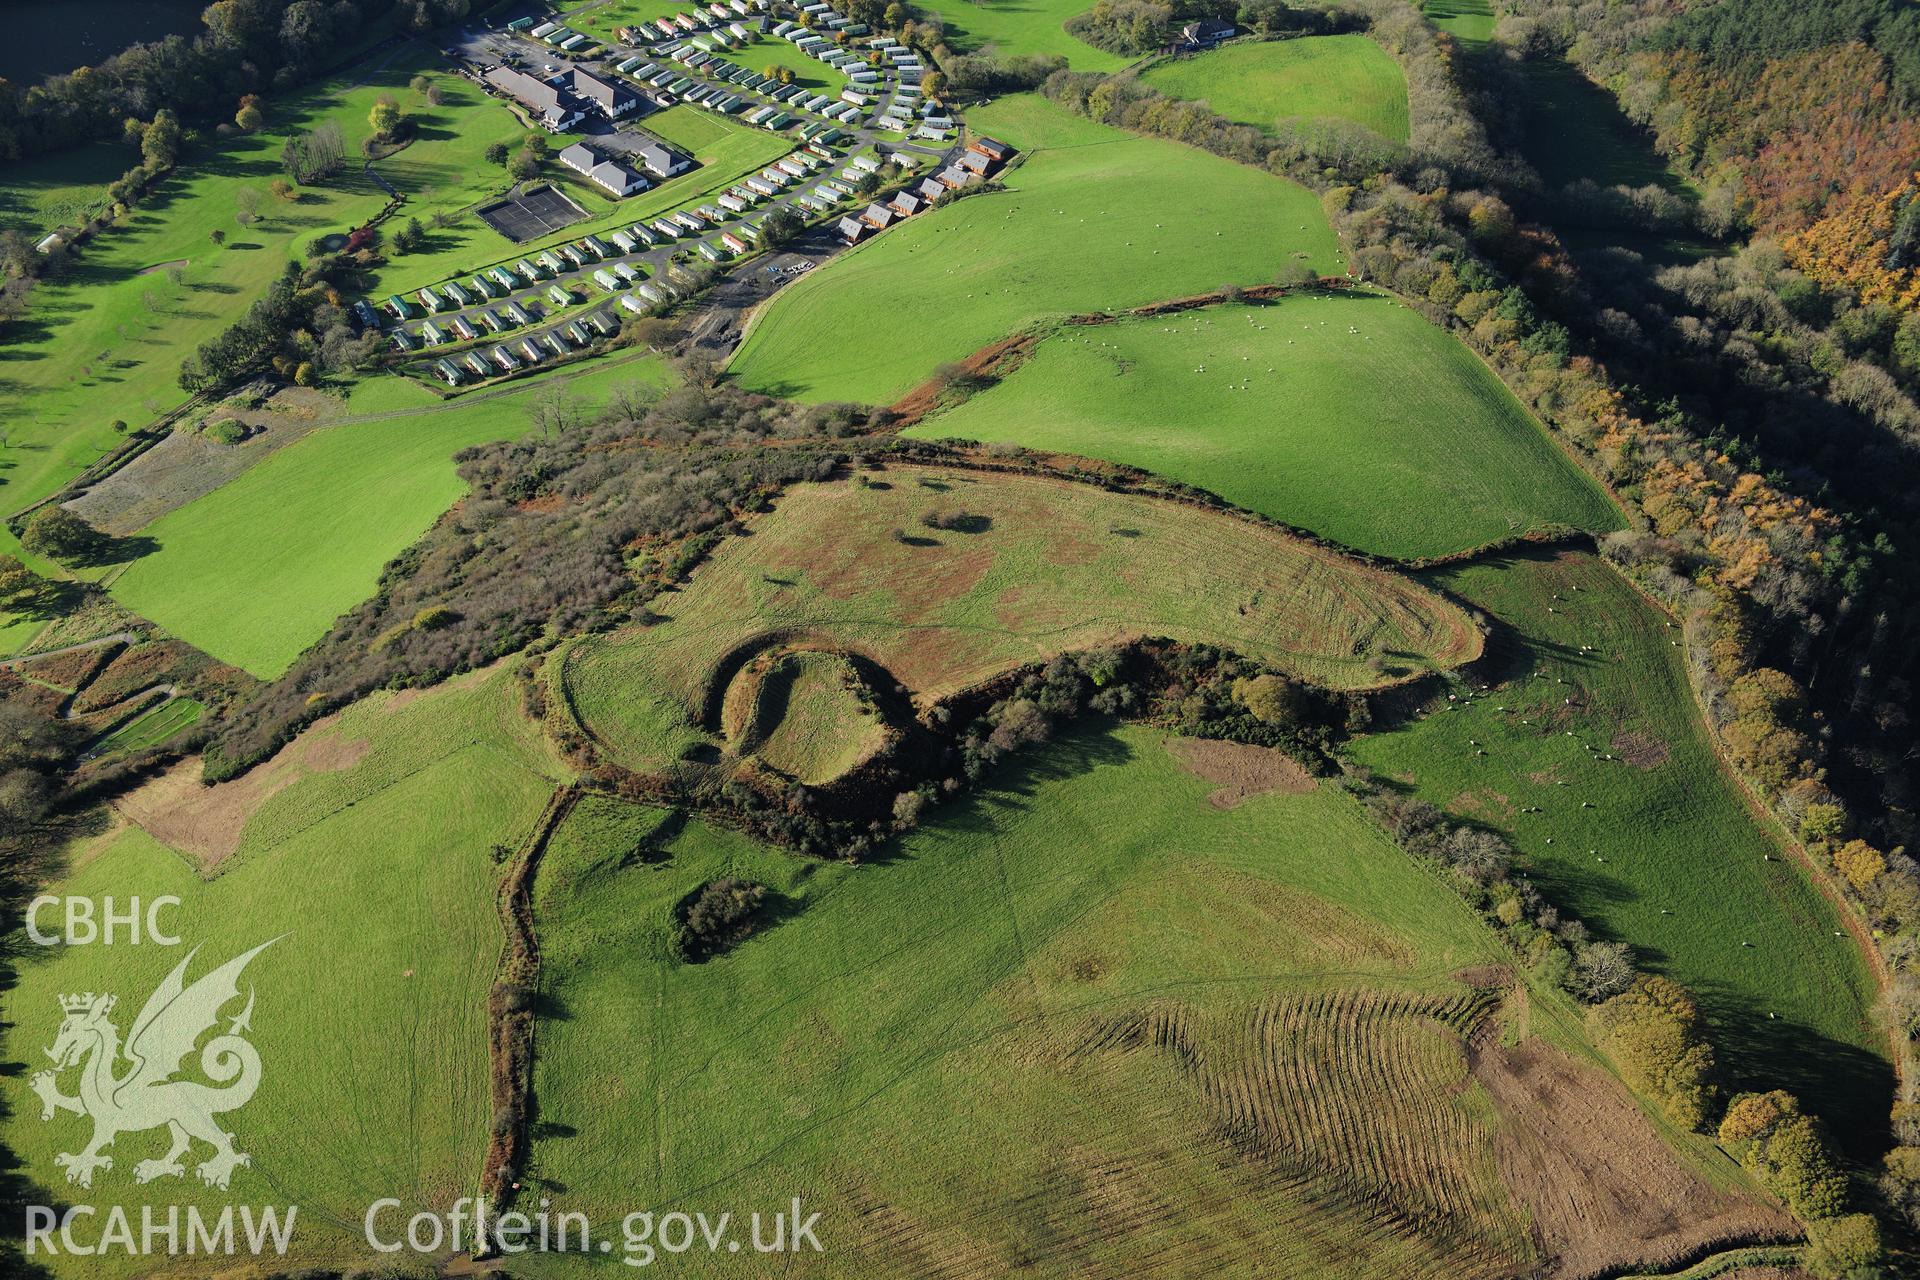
[709,38,849,93]
[524,728,1545,1275]
[1513,59,1690,194]
[0,46,526,575]
[563,464,1478,772]
[1424,0,1494,44]
[1,665,564,1279]
[108,354,669,679]
[1142,36,1410,142]
[91,695,206,754]
[1346,550,1889,1148]
[910,0,1132,70]
[911,295,1621,560]
[728,94,1344,404]
[0,141,138,234]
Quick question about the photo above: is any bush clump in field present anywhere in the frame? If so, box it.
[19,507,104,566]
[1718,1090,1852,1223]
[919,508,990,533]
[676,878,770,961]
[1593,975,1717,1131]
[1359,785,1637,1003]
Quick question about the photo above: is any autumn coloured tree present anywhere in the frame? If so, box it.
[1592,975,1716,1130]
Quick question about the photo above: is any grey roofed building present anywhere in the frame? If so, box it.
[860,202,894,229]
[958,149,991,173]
[571,67,643,117]
[1181,18,1236,45]
[917,176,946,201]
[632,139,693,177]
[589,157,650,195]
[558,141,599,173]
[483,66,583,131]
[836,215,867,243]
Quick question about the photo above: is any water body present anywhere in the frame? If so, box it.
[0,0,206,86]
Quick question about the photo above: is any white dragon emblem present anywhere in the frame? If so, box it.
[29,939,278,1191]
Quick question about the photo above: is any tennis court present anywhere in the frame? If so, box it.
[478,185,590,242]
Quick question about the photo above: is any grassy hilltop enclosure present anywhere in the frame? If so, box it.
[108,355,671,679]
[910,296,1621,560]
[1348,551,1888,1146]
[0,666,563,1279]
[1142,36,1411,142]
[730,649,890,783]
[523,731,1787,1278]
[728,95,1344,404]
[561,464,1480,773]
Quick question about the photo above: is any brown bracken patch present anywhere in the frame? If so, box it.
[1452,965,1515,990]
[1612,730,1670,769]
[1164,737,1316,809]
[1470,1034,1796,1279]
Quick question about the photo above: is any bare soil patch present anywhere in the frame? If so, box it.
[137,258,189,275]
[112,726,372,871]
[1469,1034,1795,1279]
[1164,737,1316,808]
[887,331,1038,426]
[1612,729,1671,769]
[1452,789,1516,824]
[68,408,331,534]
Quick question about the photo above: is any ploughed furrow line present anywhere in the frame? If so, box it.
[1038,989,1533,1278]
[830,1078,1503,1280]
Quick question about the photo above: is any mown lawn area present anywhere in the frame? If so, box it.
[92,694,206,754]
[0,46,527,577]
[1142,35,1409,142]
[563,464,1478,772]
[1346,550,1889,1150]
[108,354,670,679]
[1,665,564,1280]
[728,94,1344,403]
[911,295,1621,559]
[525,727,1543,1276]
[911,0,1132,70]
[708,37,848,93]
